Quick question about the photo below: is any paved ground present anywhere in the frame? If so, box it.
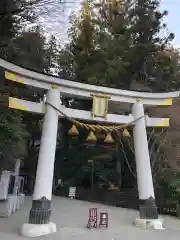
[0,196,180,239]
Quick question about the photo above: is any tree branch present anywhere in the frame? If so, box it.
[0,0,72,17]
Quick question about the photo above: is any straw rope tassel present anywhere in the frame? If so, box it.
[104,133,114,143]
[122,128,130,137]
[87,131,97,141]
[68,125,79,136]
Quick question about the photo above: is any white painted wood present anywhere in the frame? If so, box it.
[69,187,76,199]
[1,58,179,105]
[33,89,60,200]
[9,98,169,127]
[132,103,155,200]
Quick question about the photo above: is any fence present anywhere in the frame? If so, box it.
[54,186,180,217]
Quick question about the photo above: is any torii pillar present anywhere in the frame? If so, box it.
[21,88,60,237]
[132,102,164,229]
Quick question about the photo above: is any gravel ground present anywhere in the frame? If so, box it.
[0,196,180,240]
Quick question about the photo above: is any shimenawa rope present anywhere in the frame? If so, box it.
[45,101,145,133]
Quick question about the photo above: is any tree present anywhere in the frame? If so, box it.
[0,0,43,16]
[93,0,135,88]
[128,0,176,91]
[0,107,28,170]
[13,26,46,71]
[12,28,59,191]
[0,0,19,59]
[55,0,180,191]
[59,0,177,90]
[93,0,177,90]
[58,0,103,84]
[44,35,59,74]
[0,0,30,170]
[0,0,60,172]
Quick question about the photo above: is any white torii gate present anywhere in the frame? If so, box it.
[0,58,179,237]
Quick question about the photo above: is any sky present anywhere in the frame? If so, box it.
[40,0,180,47]
[161,0,180,47]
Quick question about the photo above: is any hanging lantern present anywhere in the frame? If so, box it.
[68,125,79,136]
[86,131,97,142]
[104,133,114,144]
[122,128,130,137]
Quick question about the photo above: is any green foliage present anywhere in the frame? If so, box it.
[168,173,180,195]
[0,0,60,171]
[0,0,39,60]
[12,26,46,71]
[59,0,178,91]
[163,173,180,216]
[0,0,19,59]
[0,0,30,169]
[0,0,180,197]
[56,0,180,189]
[0,108,29,170]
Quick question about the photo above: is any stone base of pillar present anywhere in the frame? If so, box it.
[139,197,158,219]
[133,218,164,230]
[20,222,57,237]
[28,197,51,224]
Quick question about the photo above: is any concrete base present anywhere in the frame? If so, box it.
[20,222,56,237]
[133,218,165,230]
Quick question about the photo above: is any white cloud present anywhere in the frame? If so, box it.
[37,0,81,43]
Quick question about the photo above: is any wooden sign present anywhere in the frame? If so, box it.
[99,212,108,228]
[87,208,98,229]
[91,94,110,119]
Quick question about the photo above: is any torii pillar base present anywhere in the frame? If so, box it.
[20,222,56,238]
[133,218,164,230]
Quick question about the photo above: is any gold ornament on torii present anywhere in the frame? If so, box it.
[91,93,110,120]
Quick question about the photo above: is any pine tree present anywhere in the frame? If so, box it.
[0,0,57,169]
[0,108,29,171]
[127,0,175,89]
[44,35,58,74]
[0,0,19,59]
[0,0,29,169]
[13,26,46,72]
[94,0,135,88]
[58,0,103,85]
[92,0,178,91]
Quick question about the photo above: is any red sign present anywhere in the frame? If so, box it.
[87,208,98,228]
